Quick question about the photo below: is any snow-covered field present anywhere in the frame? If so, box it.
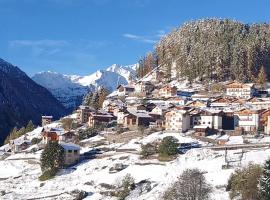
[0,131,270,200]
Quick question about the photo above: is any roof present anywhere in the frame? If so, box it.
[193,125,209,129]
[225,81,254,89]
[127,109,152,118]
[234,108,260,115]
[217,135,230,141]
[42,116,53,119]
[60,142,80,151]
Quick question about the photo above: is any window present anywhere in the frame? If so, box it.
[68,150,72,153]
[74,150,78,154]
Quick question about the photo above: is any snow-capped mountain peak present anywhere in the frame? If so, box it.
[32,64,137,110]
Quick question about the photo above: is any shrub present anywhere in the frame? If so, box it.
[158,136,178,157]
[39,169,57,181]
[227,163,263,200]
[141,143,158,159]
[31,137,42,145]
[163,168,212,200]
[116,174,135,200]
[78,127,101,140]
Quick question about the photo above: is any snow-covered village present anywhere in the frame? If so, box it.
[1,64,270,199]
[2,1,270,200]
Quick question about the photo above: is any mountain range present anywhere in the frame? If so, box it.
[0,58,67,144]
[32,64,138,110]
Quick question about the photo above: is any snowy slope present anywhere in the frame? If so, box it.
[1,130,270,200]
[32,64,137,110]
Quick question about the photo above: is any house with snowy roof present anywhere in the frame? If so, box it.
[158,85,177,98]
[117,84,135,96]
[164,106,191,132]
[41,127,65,144]
[9,136,31,153]
[225,81,255,99]
[60,143,80,166]
[88,112,116,128]
[123,109,153,129]
[42,116,53,127]
[77,106,95,124]
[234,108,260,133]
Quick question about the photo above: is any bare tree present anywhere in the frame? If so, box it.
[163,168,212,200]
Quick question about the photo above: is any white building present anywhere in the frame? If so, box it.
[225,81,254,99]
[234,108,260,132]
[165,107,190,132]
[190,110,223,130]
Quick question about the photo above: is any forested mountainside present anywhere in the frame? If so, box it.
[0,58,67,144]
[138,19,270,83]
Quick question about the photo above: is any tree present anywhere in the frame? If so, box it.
[260,159,270,200]
[91,91,100,110]
[4,127,18,144]
[257,65,268,89]
[25,120,35,133]
[158,136,178,157]
[163,168,212,200]
[82,92,93,106]
[227,163,262,200]
[61,118,74,131]
[39,141,64,181]
[98,87,109,108]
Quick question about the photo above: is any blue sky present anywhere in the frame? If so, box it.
[1,0,270,76]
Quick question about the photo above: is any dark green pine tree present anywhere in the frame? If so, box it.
[40,141,65,174]
[260,159,270,200]
[91,91,100,110]
[25,120,35,133]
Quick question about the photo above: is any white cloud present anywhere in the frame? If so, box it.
[122,33,156,44]
[9,39,69,48]
[122,30,167,44]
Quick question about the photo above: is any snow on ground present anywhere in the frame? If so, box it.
[0,131,270,200]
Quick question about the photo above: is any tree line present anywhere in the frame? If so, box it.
[137,18,270,84]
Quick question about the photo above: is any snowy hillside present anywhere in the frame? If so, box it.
[32,64,137,110]
[1,126,270,200]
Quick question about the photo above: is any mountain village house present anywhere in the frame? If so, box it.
[158,85,177,98]
[88,112,116,127]
[77,106,94,123]
[225,81,255,99]
[42,116,53,127]
[134,81,155,95]
[123,110,152,129]
[60,143,80,166]
[117,85,135,96]
[234,108,260,132]
[165,107,191,132]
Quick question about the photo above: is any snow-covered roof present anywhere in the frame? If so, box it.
[127,109,152,118]
[42,116,53,118]
[60,142,80,151]
[217,135,230,141]
[193,125,209,129]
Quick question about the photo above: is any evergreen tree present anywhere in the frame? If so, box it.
[82,92,93,106]
[91,91,100,110]
[25,120,35,133]
[4,127,18,144]
[260,159,270,200]
[98,87,109,108]
[40,141,64,180]
[257,65,268,89]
